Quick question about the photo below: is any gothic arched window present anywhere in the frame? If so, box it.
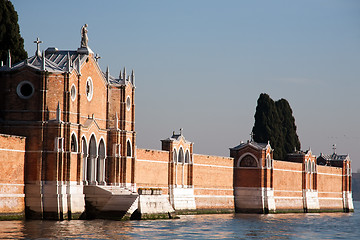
[239,155,258,167]
[178,147,184,163]
[185,150,190,164]
[127,140,132,157]
[173,149,177,163]
[71,133,78,152]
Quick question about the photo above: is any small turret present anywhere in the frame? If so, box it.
[6,50,11,68]
[77,56,81,75]
[123,67,126,81]
[42,51,46,71]
[131,69,135,85]
[67,52,71,72]
[106,66,110,82]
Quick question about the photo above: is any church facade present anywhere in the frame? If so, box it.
[0,27,354,220]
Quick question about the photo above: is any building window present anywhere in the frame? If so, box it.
[16,81,35,99]
[173,149,177,163]
[113,144,121,157]
[266,154,272,169]
[239,154,258,167]
[127,140,132,157]
[70,84,76,101]
[178,147,184,163]
[185,150,190,164]
[126,96,131,111]
[55,137,64,152]
[71,133,78,152]
[308,161,311,173]
[86,77,93,101]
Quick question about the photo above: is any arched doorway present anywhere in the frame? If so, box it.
[97,139,106,184]
[88,135,97,184]
[81,137,88,184]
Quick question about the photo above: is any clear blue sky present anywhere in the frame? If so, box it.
[11,0,360,170]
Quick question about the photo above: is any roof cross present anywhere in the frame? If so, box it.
[34,37,43,57]
[250,132,255,142]
[95,53,101,62]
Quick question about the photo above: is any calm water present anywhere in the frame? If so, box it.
[1,202,359,239]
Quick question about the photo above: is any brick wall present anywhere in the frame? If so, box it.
[317,165,343,210]
[272,160,303,210]
[193,154,234,209]
[0,134,26,217]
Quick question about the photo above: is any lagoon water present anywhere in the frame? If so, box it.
[1,202,359,239]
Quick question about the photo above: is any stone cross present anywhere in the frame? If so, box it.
[34,37,43,57]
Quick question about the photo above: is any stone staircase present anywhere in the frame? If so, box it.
[83,185,138,219]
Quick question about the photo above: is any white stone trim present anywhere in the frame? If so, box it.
[194,187,234,191]
[0,148,25,153]
[316,172,343,177]
[193,163,233,169]
[195,195,234,198]
[273,168,303,173]
[0,193,25,197]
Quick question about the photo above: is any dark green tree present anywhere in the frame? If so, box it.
[0,0,27,65]
[252,93,300,160]
[275,98,301,158]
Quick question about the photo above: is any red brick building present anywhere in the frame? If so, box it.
[0,26,354,219]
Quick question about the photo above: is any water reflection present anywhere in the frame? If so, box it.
[0,202,359,239]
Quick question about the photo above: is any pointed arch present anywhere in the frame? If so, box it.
[178,147,184,163]
[173,148,178,163]
[88,134,97,183]
[127,139,132,157]
[97,138,106,184]
[237,153,259,168]
[71,132,78,152]
[185,150,190,164]
[81,136,88,183]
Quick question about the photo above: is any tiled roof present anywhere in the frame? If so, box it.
[230,141,269,151]
[319,153,349,161]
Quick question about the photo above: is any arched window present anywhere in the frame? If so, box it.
[127,140,132,157]
[266,154,271,168]
[308,161,311,173]
[185,150,190,164]
[239,154,258,167]
[71,133,78,152]
[178,147,184,163]
[173,149,177,163]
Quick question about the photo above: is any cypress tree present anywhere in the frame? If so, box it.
[275,98,301,159]
[0,0,27,65]
[252,93,283,159]
[252,93,300,160]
